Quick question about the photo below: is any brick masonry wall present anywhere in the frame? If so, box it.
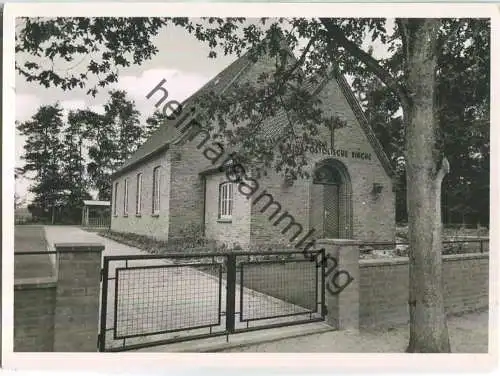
[111,151,171,241]
[15,242,103,352]
[167,142,214,240]
[111,48,395,244]
[247,160,394,247]
[312,76,395,242]
[14,280,56,352]
[250,172,310,246]
[443,254,489,314]
[247,67,395,246]
[164,53,279,241]
[53,245,103,352]
[359,253,489,328]
[204,171,251,247]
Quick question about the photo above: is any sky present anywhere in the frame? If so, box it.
[15,20,239,202]
[14,18,392,203]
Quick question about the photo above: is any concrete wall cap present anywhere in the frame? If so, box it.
[14,276,58,289]
[316,238,363,246]
[54,243,105,252]
[360,257,409,267]
[442,252,489,262]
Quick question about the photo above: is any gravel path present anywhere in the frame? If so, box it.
[15,225,54,279]
[44,225,142,257]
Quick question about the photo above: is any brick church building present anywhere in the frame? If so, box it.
[110,44,396,249]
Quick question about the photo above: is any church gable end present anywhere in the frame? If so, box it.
[312,70,394,179]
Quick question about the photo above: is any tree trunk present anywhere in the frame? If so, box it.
[405,19,451,353]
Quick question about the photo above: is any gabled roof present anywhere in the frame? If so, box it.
[245,69,394,178]
[331,68,394,177]
[113,38,394,179]
[112,48,255,178]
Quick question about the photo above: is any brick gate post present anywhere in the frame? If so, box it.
[316,239,360,331]
[53,243,104,352]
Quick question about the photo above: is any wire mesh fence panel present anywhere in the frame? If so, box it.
[239,260,318,321]
[99,250,326,351]
[231,250,325,331]
[114,263,222,339]
[100,255,227,352]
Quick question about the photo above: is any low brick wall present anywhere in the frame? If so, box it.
[53,243,103,352]
[14,243,104,352]
[14,278,57,351]
[359,253,489,328]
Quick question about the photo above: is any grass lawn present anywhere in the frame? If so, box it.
[14,225,54,279]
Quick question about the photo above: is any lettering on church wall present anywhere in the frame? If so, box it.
[289,142,372,161]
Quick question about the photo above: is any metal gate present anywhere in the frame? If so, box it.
[98,249,326,352]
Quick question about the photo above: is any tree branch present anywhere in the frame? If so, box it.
[319,18,410,116]
[436,156,450,183]
[436,19,463,54]
[275,32,319,93]
[396,18,410,76]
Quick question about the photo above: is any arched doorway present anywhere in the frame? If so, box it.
[310,159,353,239]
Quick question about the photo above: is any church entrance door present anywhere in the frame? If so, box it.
[311,159,352,239]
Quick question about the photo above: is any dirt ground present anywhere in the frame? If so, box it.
[222,310,489,353]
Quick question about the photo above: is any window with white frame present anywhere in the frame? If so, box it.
[123,178,129,216]
[136,173,142,215]
[152,166,161,214]
[218,182,233,219]
[113,182,119,216]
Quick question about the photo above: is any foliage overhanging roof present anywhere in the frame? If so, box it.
[112,40,394,179]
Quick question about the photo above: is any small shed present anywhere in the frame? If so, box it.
[81,200,111,228]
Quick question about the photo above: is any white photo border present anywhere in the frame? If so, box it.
[3,2,499,372]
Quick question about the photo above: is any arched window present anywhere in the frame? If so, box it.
[313,165,342,185]
[218,182,233,220]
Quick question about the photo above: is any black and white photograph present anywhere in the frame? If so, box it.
[2,1,497,371]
